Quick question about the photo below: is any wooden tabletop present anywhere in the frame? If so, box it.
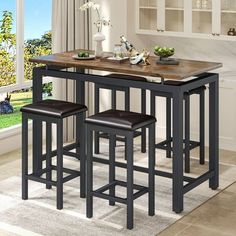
[30,50,222,80]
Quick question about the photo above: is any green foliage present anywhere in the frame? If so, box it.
[0,10,52,87]
[43,82,53,95]
[0,11,16,86]
[0,92,32,129]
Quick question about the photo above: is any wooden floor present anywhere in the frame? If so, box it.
[158,148,236,236]
[0,148,236,236]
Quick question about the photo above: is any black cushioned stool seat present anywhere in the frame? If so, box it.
[94,73,147,154]
[21,99,87,210]
[21,99,87,118]
[86,109,156,130]
[151,80,206,173]
[86,109,156,230]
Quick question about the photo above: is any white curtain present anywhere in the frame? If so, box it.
[52,0,91,141]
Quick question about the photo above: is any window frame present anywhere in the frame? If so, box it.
[0,0,52,94]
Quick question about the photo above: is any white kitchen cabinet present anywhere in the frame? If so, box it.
[136,0,236,41]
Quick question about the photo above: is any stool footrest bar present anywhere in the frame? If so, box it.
[98,131,142,142]
[26,166,80,185]
[42,142,79,161]
[92,180,148,204]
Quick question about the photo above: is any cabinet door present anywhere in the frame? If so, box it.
[138,0,158,31]
[192,0,213,35]
[164,0,184,33]
[220,0,236,36]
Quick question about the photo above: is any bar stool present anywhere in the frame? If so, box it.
[151,80,206,173]
[86,109,156,229]
[21,99,87,209]
[94,73,147,154]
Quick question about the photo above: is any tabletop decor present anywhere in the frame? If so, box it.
[154,46,179,65]
[79,1,111,57]
[120,35,150,65]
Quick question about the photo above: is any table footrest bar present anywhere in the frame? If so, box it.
[92,156,194,183]
[155,140,200,152]
[183,170,214,194]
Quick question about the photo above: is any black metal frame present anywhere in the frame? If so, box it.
[86,122,155,229]
[31,66,219,214]
[151,86,205,173]
[22,110,86,209]
[94,83,147,154]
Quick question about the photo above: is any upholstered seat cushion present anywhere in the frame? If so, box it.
[105,73,147,82]
[20,100,87,118]
[86,109,156,131]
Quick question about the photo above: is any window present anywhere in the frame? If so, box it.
[0,0,52,129]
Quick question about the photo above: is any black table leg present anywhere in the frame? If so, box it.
[32,67,43,173]
[76,80,85,105]
[209,75,219,190]
[172,90,184,213]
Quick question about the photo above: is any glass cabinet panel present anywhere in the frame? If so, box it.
[139,0,157,30]
[221,0,236,36]
[165,0,184,32]
[192,0,213,34]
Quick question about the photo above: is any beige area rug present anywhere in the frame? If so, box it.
[0,142,236,236]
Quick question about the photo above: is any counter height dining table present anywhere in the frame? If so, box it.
[30,49,222,214]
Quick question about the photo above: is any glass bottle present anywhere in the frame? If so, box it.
[120,35,139,57]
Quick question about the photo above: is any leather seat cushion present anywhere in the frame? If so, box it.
[86,109,156,131]
[105,73,147,82]
[20,100,87,118]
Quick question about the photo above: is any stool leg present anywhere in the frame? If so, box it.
[185,95,190,173]
[124,88,130,161]
[148,124,155,216]
[126,132,134,230]
[199,90,205,165]
[86,126,93,218]
[166,97,172,158]
[46,122,52,189]
[111,89,117,147]
[150,92,157,164]
[57,120,63,210]
[109,134,116,206]
[94,85,100,154]
[141,89,147,153]
[77,113,86,198]
[22,113,28,200]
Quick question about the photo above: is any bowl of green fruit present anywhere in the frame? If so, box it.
[72,51,95,60]
[154,46,179,65]
[154,46,175,59]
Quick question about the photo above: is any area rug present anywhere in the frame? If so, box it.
[0,142,236,236]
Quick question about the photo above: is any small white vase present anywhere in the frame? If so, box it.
[93,32,105,57]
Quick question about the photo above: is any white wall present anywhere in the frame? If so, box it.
[125,0,236,151]
[91,0,131,112]
[96,0,236,151]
